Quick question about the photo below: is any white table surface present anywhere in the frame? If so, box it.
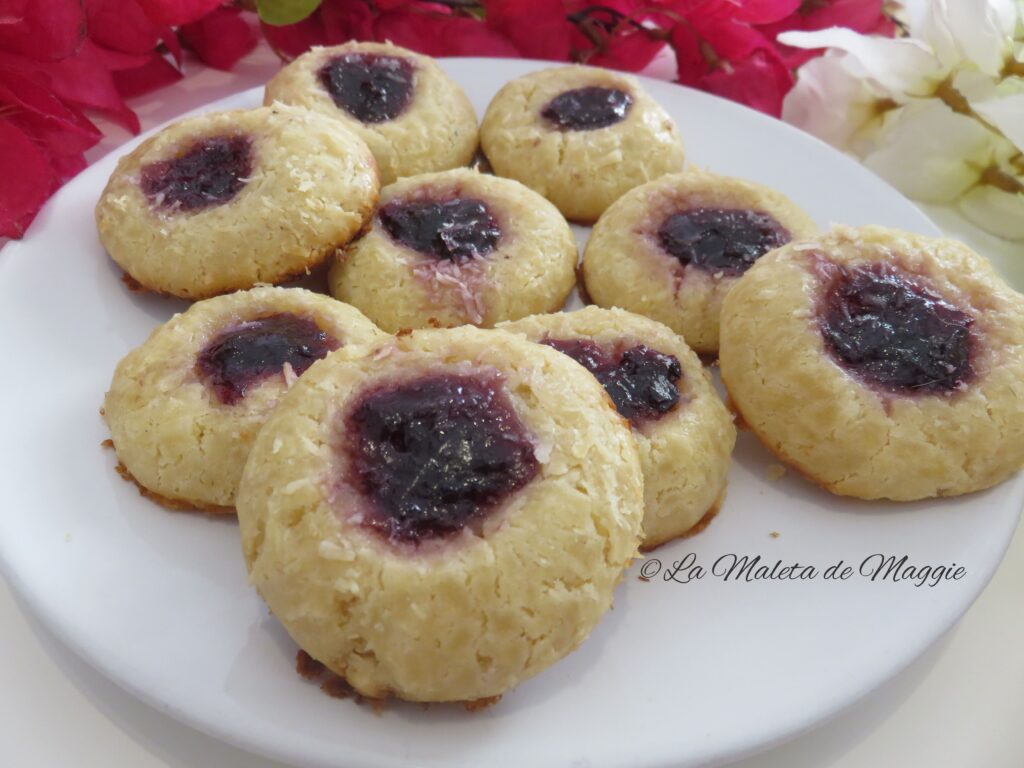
[2,41,1023,768]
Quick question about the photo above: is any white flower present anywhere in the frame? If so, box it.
[779,0,1024,241]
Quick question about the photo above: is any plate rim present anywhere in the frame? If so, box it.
[2,59,1021,768]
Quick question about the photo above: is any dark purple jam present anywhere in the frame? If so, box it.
[379,198,501,262]
[317,53,415,124]
[141,135,252,212]
[658,208,790,276]
[819,262,975,394]
[543,338,682,424]
[344,374,539,543]
[196,313,339,405]
[541,87,633,130]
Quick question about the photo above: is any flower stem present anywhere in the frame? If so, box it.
[980,166,1024,195]
[934,77,970,115]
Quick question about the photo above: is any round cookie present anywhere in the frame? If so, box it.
[719,225,1024,501]
[583,169,817,355]
[104,287,384,510]
[96,105,379,299]
[236,326,644,702]
[264,41,478,185]
[328,168,578,332]
[501,307,735,548]
[480,65,684,223]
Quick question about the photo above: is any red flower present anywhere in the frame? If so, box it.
[664,0,800,116]
[484,0,664,71]
[0,119,60,238]
[180,7,258,70]
[0,65,101,162]
[85,0,173,56]
[133,0,226,27]
[0,59,101,237]
[376,9,519,58]
[112,53,184,98]
[262,0,520,62]
[34,41,152,133]
[0,0,87,61]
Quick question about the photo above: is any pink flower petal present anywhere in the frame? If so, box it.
[0,118,59,238]
[111,51,183,98]
[0,0,30,22]
[48,149,87,180]
[37,40,142,133]
[702,48,793,116]
[84,0,161,55]
[484,0,573,61]
[590,29,665,71]
[0,66,102,155]
[670,21,707,87]
[319,0,375,41]
[133,0,226,27]
[0,0,86,62]
[375,12,519,58]
[179,7,257,70]
[726,0,801,25]
[261,0,373,61]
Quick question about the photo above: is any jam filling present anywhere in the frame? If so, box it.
[379,197,501,262]
[344,374,539,544]
[658,208,790,276]
[317,53,415,124]
[141,135,252,212]
[819,262,975,394]
[541,87,633,130]
[542,338,682,424]
[196,313,339,405]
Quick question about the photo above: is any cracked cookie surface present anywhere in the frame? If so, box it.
[502,307,735,548]
[265,41,478,185]
[329,168,577,332]
[719,225,1024,500]
[480,65,684,222]
[103,287,384,510]
[96,105,379,299]
[583,169,817,354]
[235,326,644,702]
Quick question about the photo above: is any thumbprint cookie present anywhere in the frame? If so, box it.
[480,65,685,222]
[583,169,817,354]
[264,41,478,185]
[104,288,384,511]
[236,326,644,702]
[720,225,1024,500]
[96,105,379,299]
[328,168,577,332]
[501,307,735,548]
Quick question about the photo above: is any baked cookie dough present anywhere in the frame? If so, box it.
[501,307,735,548]
[96,105,379,299]
[480,65,685,222]
[719,225,1024,500]
[236,326,644,702]
[583,169,817,354]
[328,168,577,332]
[264,41,478,185]
[104,287,384,510]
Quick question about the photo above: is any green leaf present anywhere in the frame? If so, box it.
[256,0,323,26]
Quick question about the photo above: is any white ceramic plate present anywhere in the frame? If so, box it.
[1,58,1021,768]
